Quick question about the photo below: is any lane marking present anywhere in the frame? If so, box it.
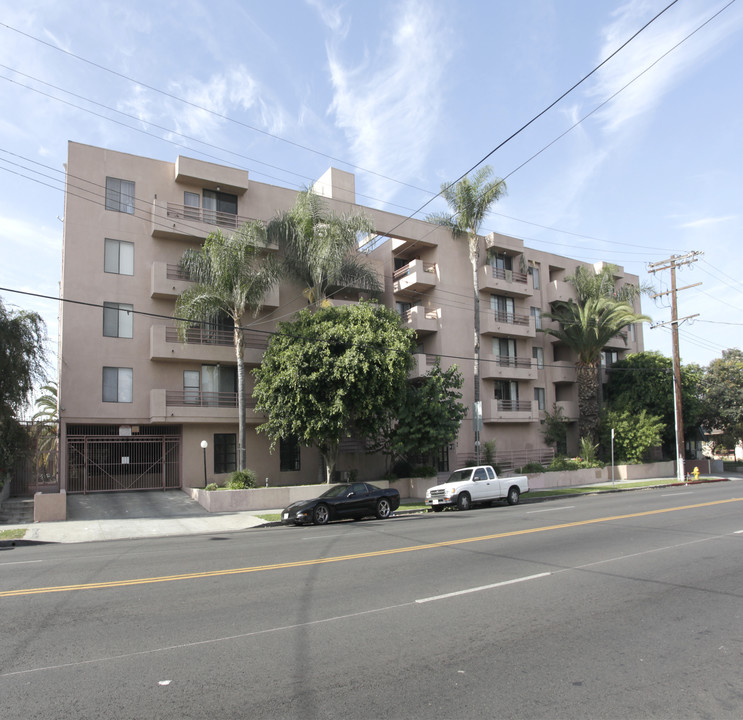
[527,506,575,514]
[416,572,551,603]
[662,492,693,497]
[2,496,741,598]
[734,530,743,534]
[0,560,43,566]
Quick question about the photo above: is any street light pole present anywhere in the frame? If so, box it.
[200,440,208,487]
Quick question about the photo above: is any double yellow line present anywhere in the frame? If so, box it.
[2,497,741,598]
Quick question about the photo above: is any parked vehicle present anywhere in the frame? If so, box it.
[425,465,529,511]
[282,482,400,525]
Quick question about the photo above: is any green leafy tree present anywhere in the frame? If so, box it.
[541,297,649,444]
[253,303,415,483]
[600,408,664,464]
[267,188,380,305]
[606,351,704,455]
[700,348,743,447]
[426,166,507,433]
[542,403,568,455]
[379,358,467,464]
[175,223,280,471]
[0,299,47,472]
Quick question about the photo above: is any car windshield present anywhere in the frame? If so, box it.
[446,469,473,483]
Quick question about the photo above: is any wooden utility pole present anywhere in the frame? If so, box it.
[648,251,702,482]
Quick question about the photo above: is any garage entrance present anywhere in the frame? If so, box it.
[66,425,181,494]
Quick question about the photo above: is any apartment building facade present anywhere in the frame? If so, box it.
[58,142,644,493]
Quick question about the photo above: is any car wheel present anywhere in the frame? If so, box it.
[431,506,444,513]
[457,492,472,511]
[375,497,392,519]
[313,504,330,525]
[507,486,520,505]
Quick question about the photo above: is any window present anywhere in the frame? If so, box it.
[280,436,301,472]
[629,323,636,342]
[603,350,619,367]
[532,266,541,290]
[491,294,514,321]
[534,387,546,411]
[493,337,516,363]
[214,434,237,474]
[532,347,544,369]
[102,367,132,403]
[201,364,236,406]
[530,307,542,330]
[184,191,200,219]
[494,380,518,402]
[105,177,135,214]
[183,371,200,404]
[104,238,134,275]
[103,302,133,338]
[203,189,238,227]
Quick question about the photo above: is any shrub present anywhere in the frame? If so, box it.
[482,440,496,466]
[600,409,664,464]
[204,483,219,492]
[392,458,414,478]
[519,462,546,474]
[548,455,603,472]
[224,469,258,489]
[412,465,437,478]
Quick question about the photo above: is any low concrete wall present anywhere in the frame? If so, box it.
[526,460,675,490]
[34,490,67,522]
[186,481,391,513]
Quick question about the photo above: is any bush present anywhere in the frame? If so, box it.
[519,462,546,474]
[392,458,414,479]
[411,465,437,478]
[204,483,219,492]
[224,469,258,489]
[600,409,664,464]
[548,455,603,472]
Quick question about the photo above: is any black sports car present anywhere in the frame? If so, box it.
[281,482,400,525]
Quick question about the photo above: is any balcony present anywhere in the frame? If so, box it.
[480,310,536,338]
[401,306,439,335]
[482,398,538,424]
[409,353,438,378]
[545,280,573,304]
[393,260,438,295]
[149,389,264,424]
[150,325,268,365]
[150,200,278,248]
[481,355,537,381]
[550,361,577,384]
[554,399,578,421]
[479,266,533,297]
[149,262,279,307]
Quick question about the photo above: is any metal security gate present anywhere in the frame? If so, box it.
[66,433,181,494]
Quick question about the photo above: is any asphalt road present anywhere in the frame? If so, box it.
[2,482,742,719]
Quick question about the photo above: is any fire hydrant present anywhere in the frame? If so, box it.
[692,466,700,481]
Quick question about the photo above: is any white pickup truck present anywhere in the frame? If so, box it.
[425,465,529,512]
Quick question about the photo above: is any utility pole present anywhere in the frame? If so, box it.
[648,251,702,482]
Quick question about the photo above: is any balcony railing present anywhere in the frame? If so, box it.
[495,399,533,412]
[165,391,259,409]
[393,261,437,280]
[166,264,191,281]
[492,356,533,369]
[164,326,268,349]
[401,307,438,323]
[166,203,256,230]
[490,310,530,325]
[488,266,528,284]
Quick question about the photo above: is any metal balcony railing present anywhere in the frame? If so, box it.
[492,355,533,369]
[495,399,533,412]
[486,266,528,284]
[166,264,191,281]
[393,261,437,280]
[166,203,257,230]
[490,310,530,325]
[165,391,258,408]
[164,326,268,349]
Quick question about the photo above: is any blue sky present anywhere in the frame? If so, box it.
[1,0,742,377]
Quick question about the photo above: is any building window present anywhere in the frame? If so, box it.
[183,371,200,404]
[532,266,540,290]
[530,307,542,330]
[534,387,546,411]
[214,433,237,474]
[105,177,135,214]
[603,350,619,367]
[532,346,544,370]
[203,189,238,227]
[104,238,134,275]
[280,436,301,472]
[184,191,200,219]
[102,367,132,403]
[103,302,133,338]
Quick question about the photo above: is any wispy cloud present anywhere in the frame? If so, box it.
[677,215,737,230]
[326,0,451,205]
[588,0,743,135]
[306,0,349,36]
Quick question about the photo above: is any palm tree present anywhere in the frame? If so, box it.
[268,188,380,305]
[426,166,507,456]
[541,297,649,443]
[32,381,58,480]
[175,222,280,471]
[568,263,651,305]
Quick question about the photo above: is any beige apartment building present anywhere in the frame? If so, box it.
[58,142,644,494]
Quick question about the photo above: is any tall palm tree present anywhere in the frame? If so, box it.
[568,263,651,305]
[268,189,380,305]
[176,222,280,471]
[426,166,507,455]
[541,297,649,443]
